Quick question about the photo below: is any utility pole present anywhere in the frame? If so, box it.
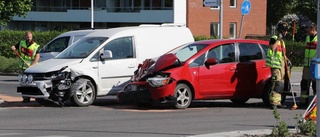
[219,0,223,39]
[91,0,94,29]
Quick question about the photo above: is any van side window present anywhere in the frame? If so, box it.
[44,37,70,53]
[103,37,134,59]
[41,37,70,53]
[239,43,263,62]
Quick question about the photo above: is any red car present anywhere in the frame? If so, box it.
[118,39,287,109]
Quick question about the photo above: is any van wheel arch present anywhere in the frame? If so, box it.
[69,77,97,107]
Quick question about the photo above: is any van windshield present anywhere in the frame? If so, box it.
[56,37,107,59]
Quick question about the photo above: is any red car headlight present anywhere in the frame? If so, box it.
[147,77,171,87]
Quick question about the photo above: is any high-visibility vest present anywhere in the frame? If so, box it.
[18,40,39,69]
[303,35,317,67]
[266,35,285,69]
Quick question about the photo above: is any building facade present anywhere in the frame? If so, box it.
[8,0,266,38]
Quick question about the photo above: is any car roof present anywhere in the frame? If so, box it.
[84,26,190,38]
[192,39,269,45]
[58,29,108,37]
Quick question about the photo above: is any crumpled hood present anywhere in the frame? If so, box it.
[25,59,83,73]
[135,53,179,81]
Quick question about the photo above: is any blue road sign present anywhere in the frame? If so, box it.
[241,0,251,15]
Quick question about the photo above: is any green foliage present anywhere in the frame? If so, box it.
[267,0,293,27]
[0,56,19,73]
[0,30,64,58]
[194,35,218,41]
[294,114,316,136]
[0,0,33,25]
[270,107,289,137]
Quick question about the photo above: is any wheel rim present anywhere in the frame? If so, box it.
[75,81,93,104]
[176,87,191,107]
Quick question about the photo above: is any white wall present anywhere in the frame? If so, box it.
[173,0,187,25]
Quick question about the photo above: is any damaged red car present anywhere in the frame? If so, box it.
[118,39,287,109]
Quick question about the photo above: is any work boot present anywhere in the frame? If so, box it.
[22,97,30,103]
[276,104,287,109]
[270,104,286,109]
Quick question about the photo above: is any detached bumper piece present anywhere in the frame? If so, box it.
[118,85,152,104]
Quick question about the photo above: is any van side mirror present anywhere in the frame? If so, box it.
[101,50,113,60]
[205,58,217,67]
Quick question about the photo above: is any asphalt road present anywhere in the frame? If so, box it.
[0,72,310,137]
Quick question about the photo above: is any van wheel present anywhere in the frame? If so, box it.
[70,78,96,107]
[173,83,192,109]
[262,82,286,107]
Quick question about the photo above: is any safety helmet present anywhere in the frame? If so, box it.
[276,22,290,32]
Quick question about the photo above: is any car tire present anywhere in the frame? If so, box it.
[173,83,192,109]
[230,98,249,104]
[70,78,96,107]
[262,82,286,107]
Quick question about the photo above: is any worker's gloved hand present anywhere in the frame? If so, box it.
[278,33,283,40]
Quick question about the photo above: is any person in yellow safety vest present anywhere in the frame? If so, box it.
[10,31,40,103]
[299,23,317,107]
[266,21,290,109]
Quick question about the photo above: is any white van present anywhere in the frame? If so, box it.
[39,29,99,62]
[17,24,194,106]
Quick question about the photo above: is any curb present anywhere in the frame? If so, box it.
[189,129,297,137]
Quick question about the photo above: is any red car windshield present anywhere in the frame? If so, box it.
[169,44,209,62]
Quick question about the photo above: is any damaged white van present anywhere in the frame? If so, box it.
[17,24,194,106]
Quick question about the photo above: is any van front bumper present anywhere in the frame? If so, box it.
[17,80,52,98]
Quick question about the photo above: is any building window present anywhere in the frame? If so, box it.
[230,0,236,8]
[210,23,220,38]
[229,23,236,39]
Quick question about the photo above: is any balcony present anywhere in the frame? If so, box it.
[13,7,174,23]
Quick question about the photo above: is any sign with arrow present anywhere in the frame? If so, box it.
[241,0,251,15]
[203,0,219,7]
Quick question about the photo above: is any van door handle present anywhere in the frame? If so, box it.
[128,64,136,68]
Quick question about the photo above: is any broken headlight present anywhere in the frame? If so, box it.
[147,76,171,87]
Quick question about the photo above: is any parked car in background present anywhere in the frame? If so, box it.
[118,39,287,109]
[39,29,99,62]
[17,24,194,107]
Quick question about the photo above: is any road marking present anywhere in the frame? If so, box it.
[0,133,23,136]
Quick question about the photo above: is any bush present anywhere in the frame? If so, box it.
[0,30,64,58]
[0,56,19,73]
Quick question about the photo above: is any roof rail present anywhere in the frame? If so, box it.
[139,24,161,27]
[139,23,186,27]
[161,23,186,27]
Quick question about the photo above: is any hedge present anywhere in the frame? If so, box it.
[0,30,64,58]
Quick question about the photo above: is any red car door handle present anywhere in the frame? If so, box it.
[230,67,236,71]
[262,65,269,68]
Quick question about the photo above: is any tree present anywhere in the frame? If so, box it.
[0,0,32,25]
[292,0,317,23]
[267,0,294,27]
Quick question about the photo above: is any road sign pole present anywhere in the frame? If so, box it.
[238,15,244,38]
[239,0,251,39]
[219,0,223,39]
